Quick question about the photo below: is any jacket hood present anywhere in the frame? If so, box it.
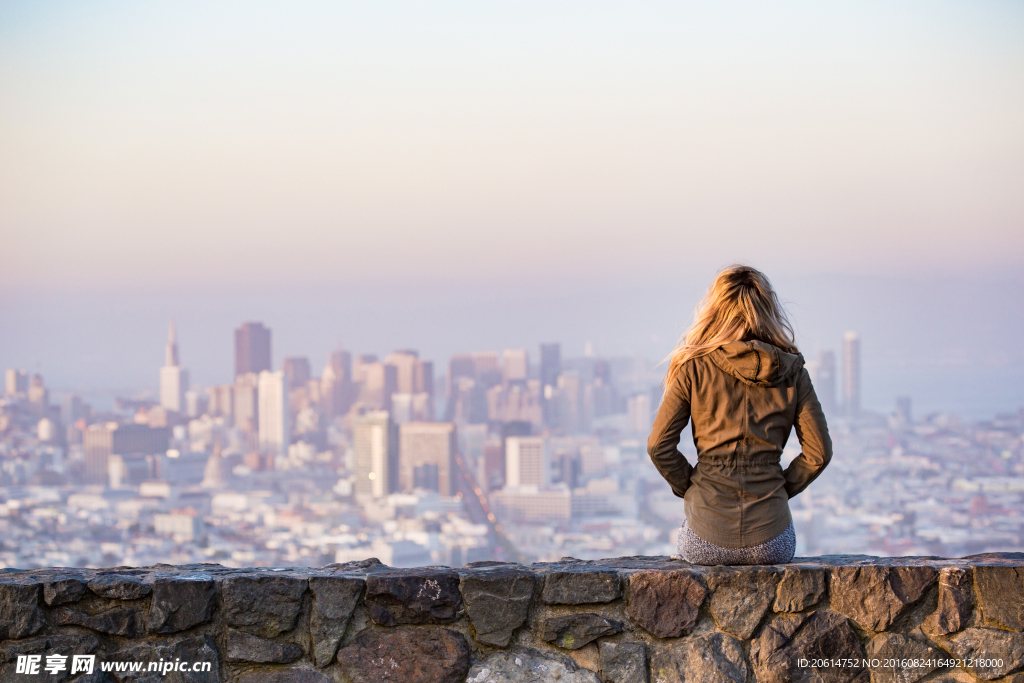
[709,340,804,387]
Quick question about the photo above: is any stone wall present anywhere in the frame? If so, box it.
[1,554,1023,682]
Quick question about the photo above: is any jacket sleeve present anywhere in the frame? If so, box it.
[783,368,833,498]
[647,372,694,499]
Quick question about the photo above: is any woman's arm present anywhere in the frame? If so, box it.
[646,374,694,499]
[784,368,833,497]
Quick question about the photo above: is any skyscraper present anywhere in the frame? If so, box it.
[816,350,837,415]
[257,370,289,456]
[321,349,354,418]
[159,321,189,413]
[843,332,861,418]
[540,343,561,427]
[505,436,547,488]
[281,357,311,390]
[235,322,272,378]
[502,349,528,383]
[353,411,398,498]
[398,422,456,495]
[5,369,27,396]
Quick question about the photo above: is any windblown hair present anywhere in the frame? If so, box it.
[664,265,798,387]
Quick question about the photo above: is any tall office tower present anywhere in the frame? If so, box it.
[5,369,28,396]
[321,349,355,418]
[447,354,476,397]
[207,385,235,421]
[398,422,456,495]
[843,332,861,418]
[233,373,259,433]
[159,321,190,413]
[627,393,652,434]
[557,372,582,433]
[281,357,311,390]
[27,374,48,408]
[352,354,379,385]
[360,362,398,411]
[235,322,272,378]
[815,350,837,414]
[258,370,289,456]
[385,350,419,394]
[505,436,547,488]
[502,349,528,383]
[414,360,434,398]
[472,351,503,390]
[353,411,398,498]
[83,422,170,485]
[540,343,561,426]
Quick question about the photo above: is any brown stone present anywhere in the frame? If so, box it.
[238,671,331,683]
[943,627,1024,681]
[337,627,471,683]
[751,611,868,683]
[830,565,937,632]
[541,613,623,650]
[774,566,826,612]
[650,632,747,683]
[461,567,535,647]
[0,580,44,640]
[56,605,145,637]
[43,576,87,605]
[541,569,621,605]
[923,567,974,636]
[705,567,779,639]
[220,573,308,638]
[865,633,941,683]
[365,568,463,626]
[975,566,1024,631]
[626,569,706,639]
[225,628,303,663]
[599,641,648,683]
[146,575,215,634]
[466,648,602,683]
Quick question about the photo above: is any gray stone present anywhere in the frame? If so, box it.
[751,611,868,683]
[111,634,219,682]
[88,574,153,600]
[465,648,602,683]
[461,567,536,647]
[923,567,974,636]
[599,641,647,683]
[225,628,303,663]
[830,565,937,632]
[541,569,621,605]
[146,575,215,634]
[44,576,87,605]
[57,605,145,637]
[237,671,332,683]
[541,613,623,650]
[865,633,941,683]
[626,569,706,639]
[650,632,747,683]
[0,634,100,683]
[308,574,363,667]
[706,567,780,639]
[364,568,463,626]
[944,627,1024,680]
[337,626,471,683]
[220,572,308,638]
[0,580,44,639]
[975,566,1024,631]
[773,566,826,612]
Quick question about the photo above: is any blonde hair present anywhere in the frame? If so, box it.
[664,265,798,387]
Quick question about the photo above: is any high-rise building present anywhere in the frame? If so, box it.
[360,362,398,411]
[627,393,652,434]
[321,349,355,418]
[353,411,398,498]
[257,370,289,456]
[233,374,259,433]
[235,322,272,378]
[843,332,861,418]
[540,343,561,426]
[83,422,169,485]
[5,369,27,397]
[281,357,311,390]
[385,350,419,394]
[159,321,189,413]
[505,436,547,488]
[398,422,456,495]
[502,349,528,383]
[814,350,837,414]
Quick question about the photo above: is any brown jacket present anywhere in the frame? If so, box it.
[647,340,832,548]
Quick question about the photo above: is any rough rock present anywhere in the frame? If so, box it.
[0,580,44,639]
[599,641,648,683]
[57,605,145,637]
[706,567,780,639]
[541,569,621,605]
[865,633,941,683]
[626,569,706,639]
[830,565,937,631]
[146,575,215,634]
[923,567,974,636]
[220,573,308,638]
[43,576,87,605]
[751,611,868,683]
[237,671,332,683]
[774,566,826,612]
[308,574,363,667]
[364,568,463,626]
[975,566,1024,631]
[88,574,153,600]
[336,627,471,683]
[112,634,219,682]
[0,634,100,683]
[465,648,602,683]
[651,632,748,683]
[225,628,303,663]
[461,567,536,647]
[541,613,623,650]
[943,627,1024,680]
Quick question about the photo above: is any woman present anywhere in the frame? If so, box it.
[648,265,831,565]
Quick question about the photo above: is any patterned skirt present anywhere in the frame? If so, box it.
[676,518,796,565]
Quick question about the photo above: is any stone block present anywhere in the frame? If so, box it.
[943,627,1024,681]
[220,573,307,638]
[225,628,303,663]
[542,569,621,605]
[238,671,332,683]
[465,648,601,683]
[830,565,937,632]
[626,569,706,639]
[146,575,216,634]
[0,634,100,683]
[541,613,623,650]
[308,574,363,667]
[865,633,941,683]
[0,580,44,640]
[88,574,153,600]
[651,631,747,683]
[773,566,826,612]
[337,626,471,683]
[43,576,87,606]
[113,634,219,682]
[750,611,868,683]
[975,566,1024,631]
[461,567,535,647]
[705,567,780,639]
[599,641,647,683]
[923,567,974,636]
[364,568,463,626]
[56,605,145,637]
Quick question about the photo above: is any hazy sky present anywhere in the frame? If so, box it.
[1,2,1023,416]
